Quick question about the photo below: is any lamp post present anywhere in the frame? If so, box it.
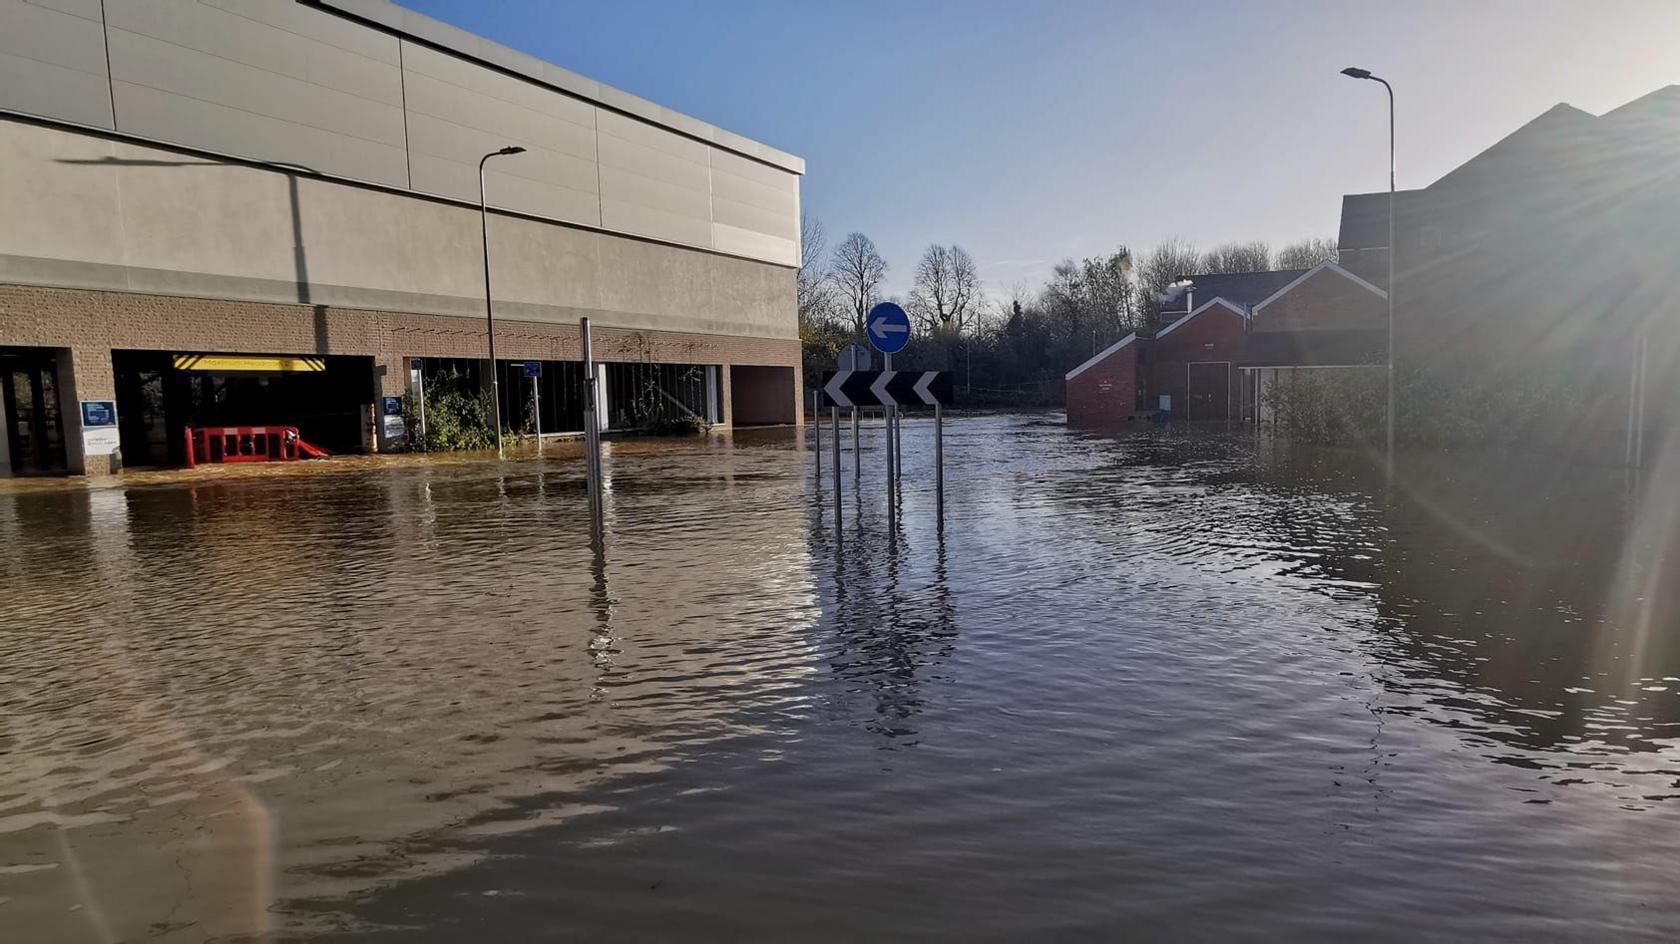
[1340,66,1395,478]
[479,145,526,458]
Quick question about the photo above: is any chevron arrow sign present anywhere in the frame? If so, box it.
[820,371,952,408]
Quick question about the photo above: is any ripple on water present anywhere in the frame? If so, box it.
[1,415,1678,941]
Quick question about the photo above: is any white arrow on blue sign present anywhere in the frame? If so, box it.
[865,301,911,354]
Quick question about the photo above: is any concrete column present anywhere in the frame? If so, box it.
[60,347,118,476]
[792,366,805,429]
[594,363,610,431]
[720,363,735,429]
[704,365,720,425]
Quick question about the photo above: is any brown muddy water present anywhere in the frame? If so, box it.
[3,413,1680,941]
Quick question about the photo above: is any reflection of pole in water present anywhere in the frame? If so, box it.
[587,534,618,688]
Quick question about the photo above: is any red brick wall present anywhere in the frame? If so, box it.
[1149,303,1246,419]
[1252,267,1385,333]
[1066,339,1141,424]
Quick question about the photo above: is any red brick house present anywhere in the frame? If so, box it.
[1065,260,1387,424]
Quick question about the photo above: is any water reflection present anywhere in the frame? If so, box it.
[2,416,1680,940]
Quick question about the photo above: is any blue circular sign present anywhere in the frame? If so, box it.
[865,301,911,354]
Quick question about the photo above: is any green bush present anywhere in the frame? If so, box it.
[402,370,496,452]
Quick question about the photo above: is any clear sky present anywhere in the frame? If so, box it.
[403,0,1680,297]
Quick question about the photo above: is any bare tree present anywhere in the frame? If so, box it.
[1276,237,1339,269]
[797,213,835,327]
[1137,238,1202,310]
[827,232,888,336]
[908,244,984,337]
[1200,240,1272,274]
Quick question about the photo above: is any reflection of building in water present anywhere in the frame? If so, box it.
[1247,447,1680,762]
[0,461,817,940]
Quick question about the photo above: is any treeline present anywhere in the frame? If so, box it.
[797,217,1336,405]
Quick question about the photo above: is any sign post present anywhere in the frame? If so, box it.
[865,302,910,510]
[580,319,604,533]
[524,360,542,456]
[819,368,953,525]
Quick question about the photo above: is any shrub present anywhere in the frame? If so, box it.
[403,370,496,452]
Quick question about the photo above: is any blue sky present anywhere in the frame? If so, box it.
[405,0,1680,297]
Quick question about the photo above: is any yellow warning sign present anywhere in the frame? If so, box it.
[171,354,326,373]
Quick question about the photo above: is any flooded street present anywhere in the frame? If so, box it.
[4,413,1680,941]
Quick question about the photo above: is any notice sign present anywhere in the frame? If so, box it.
[80,400,119,456]
[381,395,405,443]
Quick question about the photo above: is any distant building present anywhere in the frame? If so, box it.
[0,0,804,475]
[1069,84,1680,462]
[1065,260,1387,424]
[1338,85,1680,462]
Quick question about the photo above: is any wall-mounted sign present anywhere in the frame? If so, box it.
[382,395,403,417]
[80,400,119,456]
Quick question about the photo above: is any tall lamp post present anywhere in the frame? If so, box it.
[479,145,526,458]
[1340,67,1395,478]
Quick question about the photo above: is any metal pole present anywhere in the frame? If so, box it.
[581,318,603,530]
[883,354,895,513]
[480,156,503,459]
[533,367,542,457]
[812,390,822,491]
[1382,77,1395,482]
[935,401,944,525]
[852,408,860,481]
[831,406,842,531]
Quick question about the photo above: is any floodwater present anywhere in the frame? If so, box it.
[3,413,1680,941]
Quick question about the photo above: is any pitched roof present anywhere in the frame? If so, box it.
[1158,269,1311,315]
[1064,332,1137,381]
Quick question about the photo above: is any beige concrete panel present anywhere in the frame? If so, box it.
[0,0,113,129]
[711,224,798,268]
[105,27,406,150]
[407,153,601,227]
[105,141,300,284]
[105,0,403,102]
[0,120,125,266]
[600,196,714,249]
[596,108,708,164]
[25,0,103,19]
[2,120,795,340]
[401,41,592,127]
[485,213,606,313]
[199,0,400,64]
[404,111,597,195]
[109,80,408,186]
[401,76,595,165]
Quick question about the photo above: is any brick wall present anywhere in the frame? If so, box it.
[1066,339,1142,424]
[1253,267,1385,333]
[1150,303,1246,419]
[0,282,802,473]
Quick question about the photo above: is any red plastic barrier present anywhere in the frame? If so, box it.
[183,426,331,466]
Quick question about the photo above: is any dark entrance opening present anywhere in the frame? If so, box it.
[729,365,795,427]
[1187,361,1232,422]
[1,347,69,475]
[113,350,374,466]
[604,362,716,432]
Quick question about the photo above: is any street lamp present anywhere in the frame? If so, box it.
[1341,66,1395,478]
[479,145,526,458]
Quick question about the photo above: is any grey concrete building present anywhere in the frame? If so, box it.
[0,0,805,474]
